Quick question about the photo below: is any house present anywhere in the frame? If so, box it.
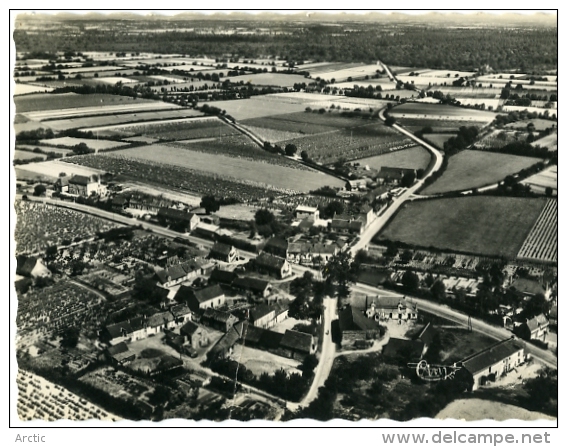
[209,242,238,263]
[382,338,426,363]
[200,308,239,333]
[254,253,292,279]
[278,330,315,361]
[180,321,209,348]
[54,176,69,194]
[297,218,315,233]
[263,237,289,259]
[206,323,243,361]
[179,284,226,313]
[249,304,276,329]
[509,278,546,298]
[515,314,549,342]
[129,316,147,342]
[146,311,176,335]
[232,277,272,298]
[67,175,105,197]
[358,204,375,224]
[365,296,418,321]
[240,322,284,351]
[376,167,416,185]
[272,301,290,325]
[194,222,220,240]
[329,214,365,235]
[209,269,239,286]
[111,194,129,211]
[170,304,193,325]
[16,256,51,278]
[338,305,382,347]
[104,321,133,345]
[310,243,339,264]
[155,264,189,288]
[295,205,319,221]
[346,179,368,191]
[457,337,526,391]
[287,243,311,265]
[106,342,135,366]
[157,207,200,233]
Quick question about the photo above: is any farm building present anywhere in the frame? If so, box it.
[106,342,135,366]
[346,179,368,191]
[295,205,319,221]
[155,264,191,288]
[67,175,106,197]
[514,314,549,342]
[209,242,238,263]
[376,167,416,185]
[177,284,226,313]
[16,256,51,279]
[146,311,176,335]
[194,222,221,239]
[254,253,293,279]
[157,207,200,233]
[509,278,547,298]
[170,304,193,325]
[329,215,365,235]
[111,195,129,211]
[232,276,272,297]
[457,337,526,391]
[338,305,383,348]
[180,321,209,348]
[278,330,316,361]
[263,237,289,259]
[209,268,239,286]
[206,323,244,361]
[249,304,276,329]
[200,308,239,333]
[365,296,418,321]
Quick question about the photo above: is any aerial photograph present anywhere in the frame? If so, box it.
[11,10,557,426]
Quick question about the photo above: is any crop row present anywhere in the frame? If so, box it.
[112,118,238,140]
[517,199,557,263]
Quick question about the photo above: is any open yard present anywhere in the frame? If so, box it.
[377,196,547,259]
[102,145,344,193]
[230,345,302,376]
[356,145,431,171]
[422,150,541,195]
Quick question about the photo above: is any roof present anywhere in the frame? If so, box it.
[147,311,174,328]
[382,338,425,360]
[210,242,234,257]
[157,207,197,222]
[288,242,309,254]
[16,256,38,277]
[250,304,275,322]
[373,296,416,311]
[193,284,224,303]
[171,304,192,318]
[264,237,289,251]
[180,320,202,336]
[376,167,415,179]
[339,306,379,332]
[107,342,129,356]
[280,330,313,354]
[69,175,92,186]
[298,218,314,230]
[173,285,194,303]
[296,205,318,214]
[241,324,284,349]
[209,269,238,285]
[255,252,286,270]
[310,243,338,255]
[232,276,271,293]
[460,338,525,376]
[349,220,364,231]
[129,316,146,332]
[209,326,241,356]
[202,308,236,324]
[55,177,69,187]
[510,278,545,296]
[331,219,350,229]
[525,314,549,332]
[111,195,128,205]
[106,321,132,339]
[167,264,188,281]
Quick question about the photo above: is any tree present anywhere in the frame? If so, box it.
[522,293,551,319]
[545,187,553,197]
[72,142,92,155]
[431,280,446,302]
[254,208,275,226]
[300,150,309,161]
[323,251,358,299]
[285,144,297,156]
[400,171,417,188]
[385,116,396,126]
[323,201,344,219]
[200,195,220,214]
[33,184,46,196]
[60,327,80,349]
[402,270,420,290]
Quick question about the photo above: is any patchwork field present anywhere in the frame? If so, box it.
[517,199,557,263]
[40,137,130,151]
[13,150,47,161]
[377,196,547,259]
[390,103,497,123]
[395,118,469,133]
[206,97,307,120]
[356,146,431,171]
[504,119,557,132]
[422,150,541,195]
[427,86,501,99]
[99,145,345,192]
[534,132,558,152]
[16,145,72,155]
[15,93,154,114]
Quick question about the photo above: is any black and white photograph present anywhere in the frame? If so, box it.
[9,8,559,436]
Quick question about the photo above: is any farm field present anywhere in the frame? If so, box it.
[225,72,309,87]
[428,86,501,99]
[390,103,497,122]
[16,145,72,155]
[95,76,140,85]
[521,165,557,193]
[422,150,541,195]
[377,196,547,259]
[14,83,54,96]
[15,160,104,182]
[24,101,181,122]
[39,137,129,151]
[517,199,557,263]
[504,119,557,132]
[13,150,47,161]
[315,64,383,82]
[502,106,557,117]
[241,124,305,143]
[422,133,457,149]
[473,129,529,150]
[14,93,154,114]
[101,145,344,193]
[455,98,501,109]
[17,370,120,422]
[534,132,558,151]
[395,118,470,133]
[356,145,431,171]
[298,62,365,75]
[332,78,398,91]
[206,97,308,120]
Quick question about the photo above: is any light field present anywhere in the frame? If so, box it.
[39,137,130,151]
[422,150,541,195]
[520,165,557,192]
[206,97,307,120]
[390,103,497,122]
[15,160,104,181]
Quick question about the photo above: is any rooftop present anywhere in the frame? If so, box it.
[460,338,525,376]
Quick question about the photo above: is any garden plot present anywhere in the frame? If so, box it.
[313,64,383,82]
[429,86,502,99]
[422,150,541,195]
[39,136,130,151]
[377,196,547,259]
[390,103,497,123]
